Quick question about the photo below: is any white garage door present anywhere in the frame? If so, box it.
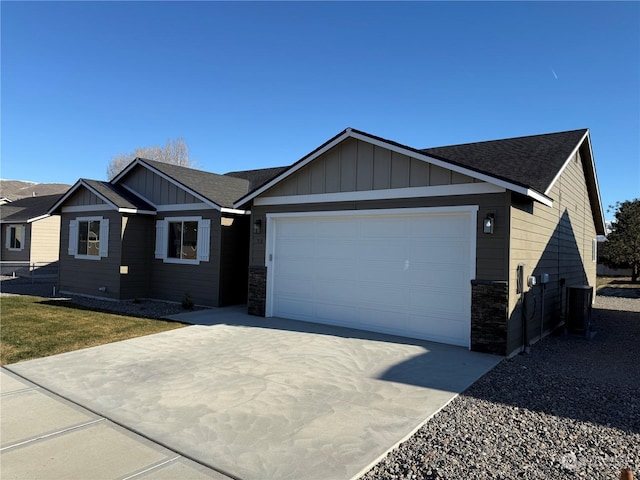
[266,208,476,347]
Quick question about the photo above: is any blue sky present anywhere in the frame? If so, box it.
[2,1,638,219]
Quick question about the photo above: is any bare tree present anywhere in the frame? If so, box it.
[107,137,194,180]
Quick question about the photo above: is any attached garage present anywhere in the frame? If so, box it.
[237,127,605,356]
[266,207,477,347]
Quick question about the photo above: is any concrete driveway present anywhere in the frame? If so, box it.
[4,307,501,480]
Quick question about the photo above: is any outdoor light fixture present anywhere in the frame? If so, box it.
[483,213,495,234]
[253,219,262,235]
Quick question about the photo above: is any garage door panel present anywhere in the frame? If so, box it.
[314,279,358,304]
[313,302,358,325]
[270,210,474,347]
[315,239,359,259]
[315,219,358,237]
[358,217,409,237]
[357,307,409,331]
[358,239,408,262]
[408,240,468,265]
[409,266,468,289]
[313,259,358,281]
[357,281,407,307]
[410,216,467,238]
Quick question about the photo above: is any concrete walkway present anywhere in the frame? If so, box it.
[0,369,230,479]
[3,307,501,480]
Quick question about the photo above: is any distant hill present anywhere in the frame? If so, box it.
[0,180,70,202]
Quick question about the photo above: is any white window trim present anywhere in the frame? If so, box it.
[70,216,109,260]
[592,238,598,263]
[155,216,210,265]
[5,225,26,251]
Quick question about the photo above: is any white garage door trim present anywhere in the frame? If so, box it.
[265,206,478,347]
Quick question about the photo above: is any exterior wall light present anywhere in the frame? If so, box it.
[483,213,495,234]
[253,219,262,235]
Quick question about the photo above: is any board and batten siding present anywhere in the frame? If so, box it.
[264,138,478,198]
[59,210,123,300]
[149,209,222,307]
[507,146,597,354]
[65,188,107,207]
[120,166,201,206]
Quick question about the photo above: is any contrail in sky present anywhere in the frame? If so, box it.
[551,68,558,79]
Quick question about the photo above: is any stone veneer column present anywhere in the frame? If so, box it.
[248,266,267,317]
[471,280,509,355]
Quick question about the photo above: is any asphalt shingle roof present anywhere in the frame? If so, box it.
[0,194,65,222]
[82,180,156,211]
[421,129,589,194]
[137,159,250,208]
[225,166,289,191]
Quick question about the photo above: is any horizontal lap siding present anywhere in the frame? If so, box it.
[59,211,122,300]
[508,148,597,355]
[30,216,61,264]
[150,209,221,307]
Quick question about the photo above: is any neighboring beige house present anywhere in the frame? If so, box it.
[235,127,605,356]
[0,194,64,275]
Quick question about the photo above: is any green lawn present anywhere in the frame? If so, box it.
[1,296,185,365]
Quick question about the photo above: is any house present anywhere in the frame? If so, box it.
[0,194,64,276]
[49,158,283,307]
[234,127,605,356]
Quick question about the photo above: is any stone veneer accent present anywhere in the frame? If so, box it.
[471,280,509,356]
[248,266,267,317]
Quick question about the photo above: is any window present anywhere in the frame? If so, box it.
[168,220,198,260]
[155,216,210,264]
[592,238,598,263]
[78,220,101,256]
[5,225,25,251]
[68,217,109,259]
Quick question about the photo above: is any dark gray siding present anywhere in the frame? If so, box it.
[58,210,122,300]
[149,209,221,307]
[1,224,31,262]
[119,215,153,300]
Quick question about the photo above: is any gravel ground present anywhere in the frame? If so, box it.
[362,293,640,480]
